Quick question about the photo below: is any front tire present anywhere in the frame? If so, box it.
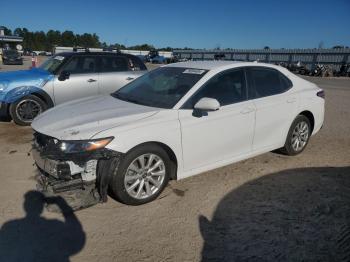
[9,95,47,126]
[280,115,311,156]
[109,144,171,205]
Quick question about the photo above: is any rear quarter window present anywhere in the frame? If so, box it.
[248,67,292,99]
[129,56,147,71]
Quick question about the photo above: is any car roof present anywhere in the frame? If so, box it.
[165,60,286,71]
[55,52,136,58]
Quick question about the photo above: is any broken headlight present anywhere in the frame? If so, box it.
[59,137,114,154]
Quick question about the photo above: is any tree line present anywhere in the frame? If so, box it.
[2,26,186,52]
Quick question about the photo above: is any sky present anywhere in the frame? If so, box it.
[1,0,349,49]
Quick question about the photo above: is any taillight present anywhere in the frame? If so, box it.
[317,90,325,99]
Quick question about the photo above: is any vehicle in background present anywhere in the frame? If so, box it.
[334,62,350,77]
[214,53,226,60]
[310,64,333,77]
[1,49,23,65]
[147,50,166,64]
[0,51,147,125]
[31,61,325,208]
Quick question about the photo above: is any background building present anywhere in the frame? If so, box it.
[0,26,23,54]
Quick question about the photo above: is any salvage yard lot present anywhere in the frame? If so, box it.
[0,61,349,261]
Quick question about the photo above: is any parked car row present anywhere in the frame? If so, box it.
[0,55,325,209]
[0,51,147,125]
[277,61,350,77]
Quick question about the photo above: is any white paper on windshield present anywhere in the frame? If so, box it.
[54,56,65,61]
[183,69,206,75]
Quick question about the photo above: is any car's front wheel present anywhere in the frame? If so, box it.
[109,144,171,205]
[280,115,311,155]
[9,95,47,126]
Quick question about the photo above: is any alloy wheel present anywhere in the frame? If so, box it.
[124,153,166,199]
[291,121,309,152]
[15,99,42,122]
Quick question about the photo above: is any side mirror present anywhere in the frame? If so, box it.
[58,71,70,81]
[194,97,220,112]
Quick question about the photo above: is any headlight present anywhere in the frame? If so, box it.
[59,137,114,153]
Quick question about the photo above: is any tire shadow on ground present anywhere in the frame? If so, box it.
[200,166,350,262]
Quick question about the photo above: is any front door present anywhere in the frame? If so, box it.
[179,68,256,171]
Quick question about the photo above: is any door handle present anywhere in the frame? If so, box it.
[87,79,97,83]
[126,77,134,81]
[287,97,297,103]
[240,107,255,114]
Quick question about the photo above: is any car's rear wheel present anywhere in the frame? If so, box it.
[109,144,171,205]
[10,95,47,126]
[280,115,311,155]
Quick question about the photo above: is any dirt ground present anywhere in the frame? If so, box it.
[0,61,349,261]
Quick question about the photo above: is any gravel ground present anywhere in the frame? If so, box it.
[0,61,349,261]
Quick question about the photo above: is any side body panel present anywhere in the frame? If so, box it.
[99,110,185,175]
[52,74,99,105]
[251,89,300,151]
[178,100,256,171]
[97,71,145,94]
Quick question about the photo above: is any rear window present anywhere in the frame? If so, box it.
[129,56,147,71]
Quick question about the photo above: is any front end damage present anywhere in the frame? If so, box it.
[32,132,121,211]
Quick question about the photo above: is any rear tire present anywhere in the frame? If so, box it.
[10,95,47,126]
[279,115,311,156]
[109,144,171,205]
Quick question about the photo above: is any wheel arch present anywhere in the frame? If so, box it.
[31,90,54,108]
[298,110,315,134]
[126,141,178,180]
[4,86,54,108]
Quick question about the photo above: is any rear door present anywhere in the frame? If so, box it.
[247,67,298,151]
[53,55,99,105]
[97,55,146,94]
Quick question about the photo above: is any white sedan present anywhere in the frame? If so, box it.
[32,61,325,207]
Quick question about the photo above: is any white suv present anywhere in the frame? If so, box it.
[32,61,324,208]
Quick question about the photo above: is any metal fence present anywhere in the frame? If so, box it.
[173,49,350,70]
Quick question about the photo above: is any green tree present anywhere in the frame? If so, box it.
[46,30,61,50]
[61,31,75,47]
[13,28,24,37]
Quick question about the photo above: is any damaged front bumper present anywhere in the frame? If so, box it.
[32,132,120,211]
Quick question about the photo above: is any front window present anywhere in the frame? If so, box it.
[183,68,247,109]
[112,67,208,109]
[61,56,98,74]
[39,55,67,74]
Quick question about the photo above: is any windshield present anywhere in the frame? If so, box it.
[39,55,66,74]
[4,50,19,57]
[113,67,208,109]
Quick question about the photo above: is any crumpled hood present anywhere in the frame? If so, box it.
[0,68,53,102]
[31,95,160,140]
